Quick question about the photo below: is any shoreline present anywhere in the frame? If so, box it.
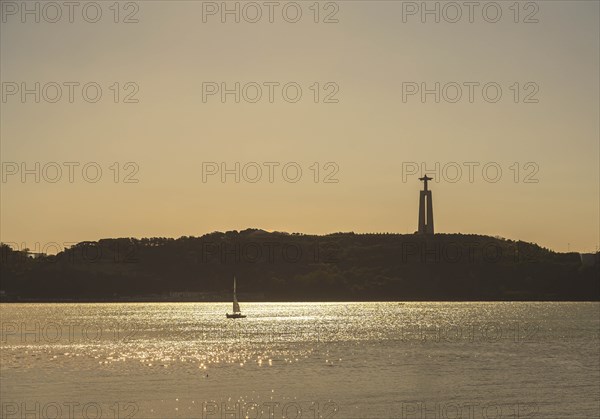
[2,298,599,303]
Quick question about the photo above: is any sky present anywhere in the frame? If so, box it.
[1,0,599,253]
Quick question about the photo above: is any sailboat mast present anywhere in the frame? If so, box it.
[227,275,245,318]
[232,276,240,313]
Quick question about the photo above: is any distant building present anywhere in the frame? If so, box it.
[26,252,45,259]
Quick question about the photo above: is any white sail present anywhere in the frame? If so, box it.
[233,276,240,313]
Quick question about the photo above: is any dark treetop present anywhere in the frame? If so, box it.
[1,229,598,302]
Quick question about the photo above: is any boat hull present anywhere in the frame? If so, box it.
[226,313,246,319]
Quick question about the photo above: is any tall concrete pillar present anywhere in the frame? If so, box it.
[426,190,434,234]
[418,175,434,235]
[418,191,426,233]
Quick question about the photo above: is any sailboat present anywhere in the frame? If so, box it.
[226,276,246,319]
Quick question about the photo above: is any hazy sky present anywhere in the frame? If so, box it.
[1,0,598,253]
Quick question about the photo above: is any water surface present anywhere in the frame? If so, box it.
[1,302,598,418]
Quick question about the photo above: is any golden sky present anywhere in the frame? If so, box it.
[1,1,598,253]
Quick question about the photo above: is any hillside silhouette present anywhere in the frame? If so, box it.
[1,229,598,301]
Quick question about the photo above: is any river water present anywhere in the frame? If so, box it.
[1,302,598,418]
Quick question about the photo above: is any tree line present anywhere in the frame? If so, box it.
[1,229,598,301]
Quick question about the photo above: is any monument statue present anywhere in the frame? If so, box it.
[418,175,434,234]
